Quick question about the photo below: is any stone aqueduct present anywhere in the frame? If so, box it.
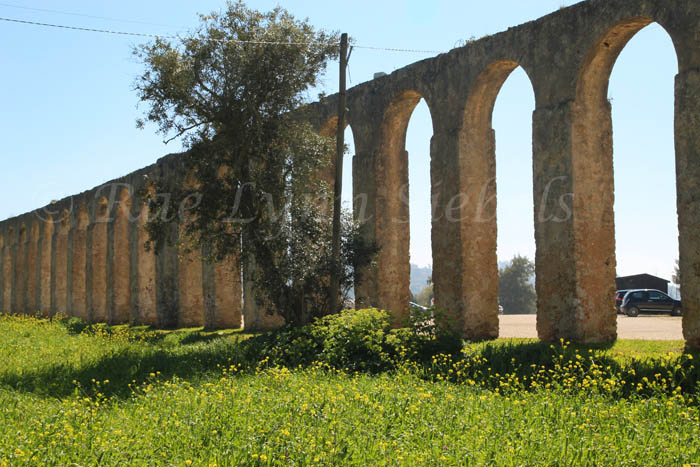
[0,0,698,347]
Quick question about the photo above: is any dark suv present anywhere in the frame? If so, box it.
[620,289,682,317]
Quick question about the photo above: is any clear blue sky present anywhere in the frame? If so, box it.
[0,1,679,281]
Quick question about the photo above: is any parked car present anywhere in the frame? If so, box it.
[615,289,631,313]
[619,289,682,317]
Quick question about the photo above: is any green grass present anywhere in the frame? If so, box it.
[467,337,687,358]
[0,314,698,465]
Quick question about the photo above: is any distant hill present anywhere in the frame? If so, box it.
[410,264,432,296]
[409,260,535,297]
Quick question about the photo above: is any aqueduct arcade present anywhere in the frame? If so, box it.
[0,0,698,347]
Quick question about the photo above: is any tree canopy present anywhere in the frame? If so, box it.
[498,255,536,315]
[134,1,373,325]
[134,2,338,149]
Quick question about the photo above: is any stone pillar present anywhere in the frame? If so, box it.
[350,93,424,327]
[532,100,617,343]
[203,253,216,329]
[39,219,54,317]
[113,195,132,323]
[54,215,70,317]
[450,125,499,339]
[570,96,617,343]
[155,222,179,328]
[26,222,40,316]
[428,132,465,333]
[15,225,27,314]
[90,201,110,323]
[5,229,14,315]
[204,254,242,329]
[178,240,205,327]
[352,152,378,309]
[352,145,413,326]
[374,145,411,327]
[71,207,89,321]
[675,70,700,349]
[136,205,158,325]
[532,103,579,341]
[177,172,207,328]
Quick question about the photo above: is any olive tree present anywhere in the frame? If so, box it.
[134,1,373,325]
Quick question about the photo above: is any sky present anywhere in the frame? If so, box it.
[0,0,680,281]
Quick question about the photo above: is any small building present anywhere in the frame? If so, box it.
[615,274,670,293]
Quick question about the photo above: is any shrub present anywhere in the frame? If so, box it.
[241,308,463,373]
[57,308,463,376]
[244,324,322,369]
[311,309,394,373]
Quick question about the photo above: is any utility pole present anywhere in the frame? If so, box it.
[329,33,348,315]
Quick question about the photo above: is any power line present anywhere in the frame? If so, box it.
[352,44,443,54]
[0,15,444,54]
[0,16,170,40]
[0,16,333,46]
[0,2,183,29]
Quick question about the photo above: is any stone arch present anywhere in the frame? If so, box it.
[458,60,537,338]
[577,19,677,108]
[26,220,40,315]
[40,218,54,316]
[136,203,157,325]
[113,188,132,323]
[320,116,346,136]
[54,211,71,316]
[71,204,89,320]
[375,89,436,326]
[319,117,356,157]
[91,197,110,322]
[465,61,523,130]
[2,228,13,314]
[571,18,680,342]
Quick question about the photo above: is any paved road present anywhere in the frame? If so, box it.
[498,314,683,340]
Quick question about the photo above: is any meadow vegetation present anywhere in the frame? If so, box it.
[0,311,698,465]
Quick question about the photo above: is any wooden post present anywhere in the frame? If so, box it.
[329,33,348,314]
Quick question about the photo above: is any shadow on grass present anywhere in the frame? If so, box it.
[0,337,257,400]
[0,320,261,400]
[1,324,698,403]
[472,340,614,366]
[454,339,699,399]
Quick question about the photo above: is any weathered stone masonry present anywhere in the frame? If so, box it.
[0,0,698,347]
[0,158,243,329]
[308,0,700,347]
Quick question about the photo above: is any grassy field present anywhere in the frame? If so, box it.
[0,314,698,465]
